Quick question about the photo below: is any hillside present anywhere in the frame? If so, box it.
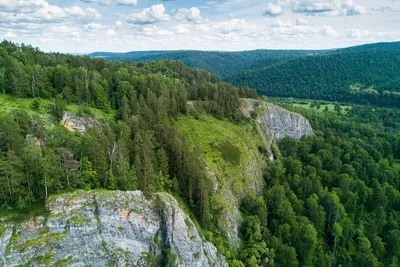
[89,49,323,77]
[89,42,400,80]
[3,40,400,266]
[226,50,400,107]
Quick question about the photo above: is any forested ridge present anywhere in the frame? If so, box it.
[90,41,400,108]
[89,49,323,77]
[226,50,400,108]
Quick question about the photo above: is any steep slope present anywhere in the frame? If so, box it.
[1,190,228,267]
[176,100,313,244]
[226,50,400,107]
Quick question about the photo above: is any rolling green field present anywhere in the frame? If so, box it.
[292,102,353,113]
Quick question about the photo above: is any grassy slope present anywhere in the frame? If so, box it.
[0,94,115,119]
[175,114,266,199]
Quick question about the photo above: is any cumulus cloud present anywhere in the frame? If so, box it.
[84,22,103,30]
[320,25,339,37]
[216,18,256,34]
[140,25,173,36]
[345,29,370,38]
[115,20,123,27]
[176,7,208,24]
[126,4,170,25]
[50,25,82,36]
[270,19,292,28]
[105,29,116,36]
[80,0,137,6]
[296,18,308,25]
[371,6,400,12]
[0,0,48,13]
[291,0,367,16]
[64,6,102,21]
[174,24,190,34]
[271,25,318,36]
[263,3,283,17]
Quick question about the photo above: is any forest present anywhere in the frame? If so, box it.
[89,49,323,77]
[2,39,400,267]
[226,50,400,108]
[230,104,400,266]
[0,39,256,223]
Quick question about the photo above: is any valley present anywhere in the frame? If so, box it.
[1,39,400,266]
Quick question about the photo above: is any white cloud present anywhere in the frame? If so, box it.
[64,6,102,21]
[115,20,123,27]
[296,18,308,25]
[291,0,367,16]
[371,6,400,13]
[4,32,17,38]
[320,25,339,37]
[84,22,103,30]
[0,0,48,13]
[345,29,370,38]
[176,7,208,24]
[50,25,82,36]
[126,4,170,25]
[263,3,283,17]
[105,29,116,36]
[141,25,173,36]
[270,19,292,28]
[115,0,137,5]
[174,24,190,34]
[80,0,137,6]
[216,18,256,34]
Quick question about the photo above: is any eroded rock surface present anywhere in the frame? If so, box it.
[61,112,94,133]
[1,191,227,267]
[245,99,313,141]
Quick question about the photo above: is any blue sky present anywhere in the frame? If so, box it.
[1,0,400,53]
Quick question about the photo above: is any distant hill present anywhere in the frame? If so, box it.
[89,49,324,76]
[90,41,400,107]
[226,50,400,107]
[333,41,400,53]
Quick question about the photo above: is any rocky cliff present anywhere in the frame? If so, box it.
[242,99,313,161]
[0,190,227,267]
[244,99,313,141]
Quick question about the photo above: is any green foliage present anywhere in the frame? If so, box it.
[227,50,400,108]
[214,141,241,166]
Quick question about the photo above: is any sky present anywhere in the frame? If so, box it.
[1,0,400,53]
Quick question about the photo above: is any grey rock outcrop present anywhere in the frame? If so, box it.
[61,112,94,133]
[244,99,313,141]
[1,190,227,267]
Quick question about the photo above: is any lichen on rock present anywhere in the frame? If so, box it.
[1,190,228,267]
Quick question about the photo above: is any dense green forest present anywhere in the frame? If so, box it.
[0,39,256,221]
[230,104,400,267]
[89,49,323,77]
[226,50,400,108]
[91,42,400,108]
[2,39,400,266]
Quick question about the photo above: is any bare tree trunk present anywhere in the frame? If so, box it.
[104,142,117,187]
[31,73,36,98]
[44,174,48,199]
[0,68,5,94]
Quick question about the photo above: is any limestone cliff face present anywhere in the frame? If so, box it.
[0,191,227,267]
[245,99,313,141]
